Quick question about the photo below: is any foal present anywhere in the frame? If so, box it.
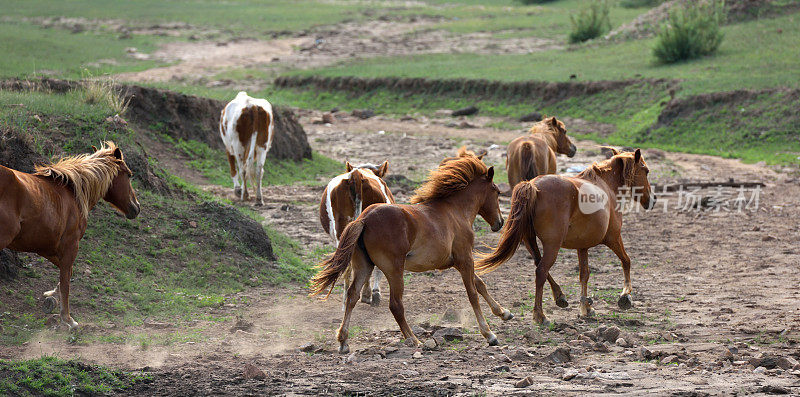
[319,161,394,306]
[0,142,140,329]
[477,149,654,325]
[506,116,576,188]
[311,155,511,353]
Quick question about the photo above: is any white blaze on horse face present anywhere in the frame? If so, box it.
[578,182,609,215]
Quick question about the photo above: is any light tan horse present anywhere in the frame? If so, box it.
[311,154,511,353]
[506,116,576,188]
[477,149,654,325]
[0,142,140,329]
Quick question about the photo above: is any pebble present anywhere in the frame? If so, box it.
[423,339,437,350]
[412,351,423,359]
[515,376,533,388]
[753,366,766,374]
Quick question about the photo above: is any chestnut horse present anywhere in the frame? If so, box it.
[477,149,654,325]
[311,154,510,353]
[319,161,394,307]
[0,142,140,329]
[506,116,576,188]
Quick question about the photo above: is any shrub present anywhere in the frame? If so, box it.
[568,0,611,43]
[516,0,558,4]
[653,0,726,64]
[619,0,664,8]
[79,78,130,115]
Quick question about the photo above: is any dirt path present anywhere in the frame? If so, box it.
[7,113,799,395]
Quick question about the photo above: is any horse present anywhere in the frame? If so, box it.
[319,161,394,307]
[476,148,654,325]
[506,116,576,188]
[310,154,510,354]
[0,142,140,329]
[219,91,274,205]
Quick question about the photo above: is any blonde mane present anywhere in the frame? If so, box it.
[34,141,122,219]
[411,156,488,204]
[578,151,637,187]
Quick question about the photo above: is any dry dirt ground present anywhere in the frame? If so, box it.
[4,112,799,395]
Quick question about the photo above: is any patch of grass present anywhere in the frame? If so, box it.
[0,21,163,79]
[569,0,611,43]
[0,356,148,396]
[653,0,726,64]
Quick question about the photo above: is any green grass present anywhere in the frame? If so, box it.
[287,12,800,95]
[0,21,163,79]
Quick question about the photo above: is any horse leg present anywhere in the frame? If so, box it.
[473,274,513,321]
[577,248,595,318]
[336,251,370,354]
[524,236,567,308]
[456,259,498,346]
[369,269,382,306]
[55,249,79,329]
[385,263,420,347]
[606,236,633,310]
[227,150,240,197]
[254,147,266,206]
[341,265,352,312]
[360,267,374,304]
[533,242,560,326]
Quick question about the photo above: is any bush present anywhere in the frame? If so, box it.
[516,0,558,4]
[653,0,726,63]
[619,0,664,8]
[569,0,611,43]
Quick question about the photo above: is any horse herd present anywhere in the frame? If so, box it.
[0,91,655,355]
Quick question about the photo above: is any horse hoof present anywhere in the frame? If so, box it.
[254,200,264,207]
[556,295,569,308]
[338,343,350,355]
[487,334,499,346]
[234,188,242,196]
[539,319,551,328]
[618,294,633,310]
[42,296,57,313]
[370,291,381,307]
[501,310,514,321]
[579,308,596,318]
[360,294,371,304]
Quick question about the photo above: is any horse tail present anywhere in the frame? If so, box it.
[348,170,364,219]
[309,220,365,297]
[520,141,538,182]
[476,181,537,275]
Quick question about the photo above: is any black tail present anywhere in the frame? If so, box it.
[476,181,538,275]
[520,141,538,182]
[310,220,365,297]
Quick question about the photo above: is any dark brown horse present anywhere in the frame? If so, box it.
[477,149,654,325]
[311,154,510,353]
[319,161,394,307]
[0,142,140,329]
[506,116,576,188]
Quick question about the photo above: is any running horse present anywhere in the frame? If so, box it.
[310,154,511,353]
[0,142,140,329]
[476,149,654,325]
[319,161,394,307]
[506,116,576,188]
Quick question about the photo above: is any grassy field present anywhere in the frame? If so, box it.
[0,356,147,396]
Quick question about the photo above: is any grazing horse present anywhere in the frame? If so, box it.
[0,142,140,329]
[506,116,576,188]
[219,91,274,205]
[319,161,394,307]
[311,154,510,353]
[477,149,654,325]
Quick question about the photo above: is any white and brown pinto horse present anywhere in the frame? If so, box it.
[219,91,274,205]
[319,161,394,307]
[0,142,140,329]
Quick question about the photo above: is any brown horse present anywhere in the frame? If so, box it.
[311,154,510,353]
[477,149,654,325]
[319,161,394,307]
[506,116,576,188]
[0,142,140,329]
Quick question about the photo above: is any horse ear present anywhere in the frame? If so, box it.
[634,148,642,163]
[91,145,98,152]
[487,166,495,181]
[378,161,388,178]
[113,147,123,160]
[548,116,558,127]
[602,146,620,156]
[346,162,354,172]
[477,153,485,160]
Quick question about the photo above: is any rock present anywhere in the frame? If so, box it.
[776,356,798,370]
[321,112,334,124]
[411,325,427,336]
[432,327,463,344]
[640,346,654,359]
[546,347,571,364]
[601,326,621,343]
[510,349,533,361]
[753,366,766,374]
[615,338,627,347]
[593,342,610,353]
[451,106,479,117]
[299,343,315,353]
[346,353,358,364]
[661,355,679,365]
[749,354,779,369]
[519,112,542,122]
[492,365,510,372]
[423,339,438,350]
[352,109,375,119]
[243,363,266,380]
[514,376,533,388]
[757,385,790,394]
[562,368,579,381]
[498,354,512,363]
[412,351,423,359]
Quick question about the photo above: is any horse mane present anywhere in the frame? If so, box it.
[34,141,122,219]
[411,155,487,204]
[578,152,637,187]
[529,117,561,135]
